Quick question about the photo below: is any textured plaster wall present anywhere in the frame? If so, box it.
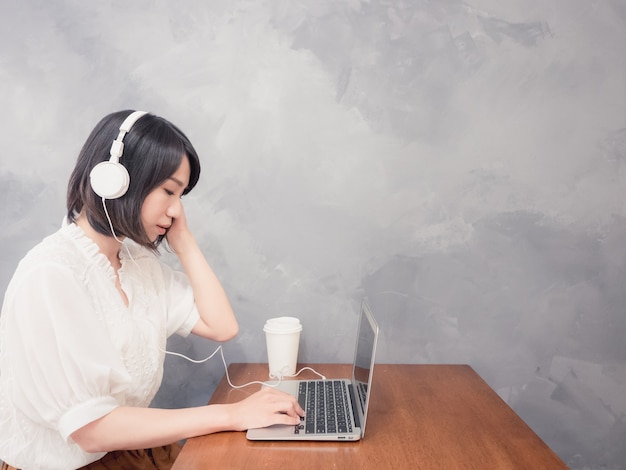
[1,1,625,467]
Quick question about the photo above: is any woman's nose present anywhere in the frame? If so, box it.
[166,199,181,218]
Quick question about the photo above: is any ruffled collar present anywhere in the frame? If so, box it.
[60,220,152,279]
[61,221,118,281]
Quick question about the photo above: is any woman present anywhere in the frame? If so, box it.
[0,110,304,470]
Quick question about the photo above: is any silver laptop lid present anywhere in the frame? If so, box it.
[351,301,379,437]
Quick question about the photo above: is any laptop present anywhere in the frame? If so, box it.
[246,300,379,441]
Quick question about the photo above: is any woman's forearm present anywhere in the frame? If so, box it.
[172,230,239,341]
[71,404,234,453]
[70,388,304,454]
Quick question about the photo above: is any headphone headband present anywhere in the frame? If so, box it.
[110,111,149,161]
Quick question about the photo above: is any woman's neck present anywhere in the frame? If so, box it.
[75,213,124,270]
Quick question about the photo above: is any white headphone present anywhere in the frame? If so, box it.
[89,110,149,199]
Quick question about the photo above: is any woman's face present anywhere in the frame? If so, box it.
[141,155,191,242]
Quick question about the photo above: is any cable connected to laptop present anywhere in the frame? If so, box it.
[162,345,326,389]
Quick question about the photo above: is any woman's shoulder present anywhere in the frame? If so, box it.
[17,224,106,277]
[20,227,79,264]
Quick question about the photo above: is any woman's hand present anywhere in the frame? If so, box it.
[228,387,305,431]
[164,201,192,254]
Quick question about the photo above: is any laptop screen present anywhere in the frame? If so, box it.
[351,301,379,435]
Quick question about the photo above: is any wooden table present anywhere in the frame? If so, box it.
[172,363,567,469]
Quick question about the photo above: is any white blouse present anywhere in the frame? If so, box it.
[0,222,200,470]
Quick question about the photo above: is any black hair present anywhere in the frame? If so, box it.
[66,110,201,252]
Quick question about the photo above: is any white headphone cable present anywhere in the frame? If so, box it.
[162,344,326,389]
[101,196,140,269]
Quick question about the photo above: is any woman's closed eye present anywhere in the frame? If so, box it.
[164,187,185,199]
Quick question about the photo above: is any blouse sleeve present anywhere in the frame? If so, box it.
[3,261,131,442]
[159,262,200,338]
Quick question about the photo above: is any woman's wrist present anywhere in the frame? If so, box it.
[167,229,197,256]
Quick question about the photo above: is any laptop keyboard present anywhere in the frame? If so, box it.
[296,380,353,435]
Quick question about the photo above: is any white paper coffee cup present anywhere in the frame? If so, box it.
[263,317,302,378]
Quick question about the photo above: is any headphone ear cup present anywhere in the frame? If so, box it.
[90,161,130,199]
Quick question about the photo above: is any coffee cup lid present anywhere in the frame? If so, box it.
[263,316,302,334]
